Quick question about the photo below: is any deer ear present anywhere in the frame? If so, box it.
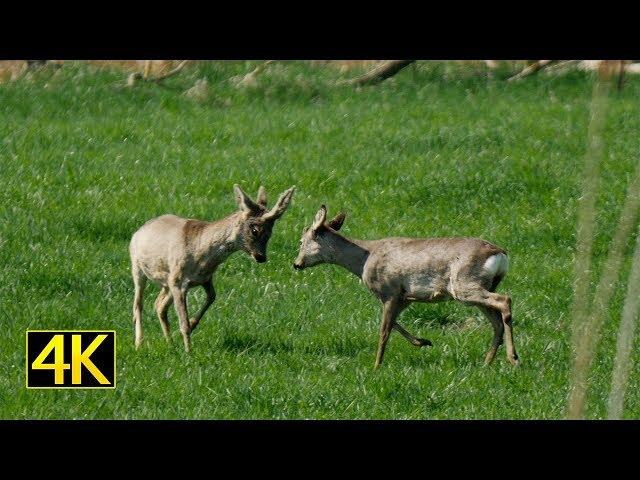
[233,184,260,214]
[256,186,267,207]
[327,211,346,231]
[312,205,327,230]
[263,186,295,220]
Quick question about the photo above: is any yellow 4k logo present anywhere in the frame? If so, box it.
[26,331,116,388]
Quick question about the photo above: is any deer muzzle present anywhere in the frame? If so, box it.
[253,253,267,263]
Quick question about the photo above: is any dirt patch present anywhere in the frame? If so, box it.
[309,60,383,72]
[85,60,181,75]
[0,61,28,83]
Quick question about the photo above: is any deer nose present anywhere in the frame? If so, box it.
[293,261,304,270]
[253,253,267,263]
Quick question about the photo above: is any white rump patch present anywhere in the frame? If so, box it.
[483,253,509,278]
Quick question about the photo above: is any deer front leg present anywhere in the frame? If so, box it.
[374,297,402,369]
[393,322,432,347]
[132,266,147,350]
[169,283,191,352]
[189,280,216,331]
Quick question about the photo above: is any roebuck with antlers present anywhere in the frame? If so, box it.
[129,184,295,352]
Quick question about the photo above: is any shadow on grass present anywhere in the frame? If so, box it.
[21,268,92,297]
[219,331,370,358]
[402,308,458,328]
[70,217,138,243]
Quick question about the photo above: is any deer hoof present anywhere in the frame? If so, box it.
[416,338,432,347]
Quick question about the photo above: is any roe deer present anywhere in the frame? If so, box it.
[293,205,518,368]
[129,184,295,352]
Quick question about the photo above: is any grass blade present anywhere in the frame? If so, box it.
[607,226,640,419]
[567,61,612,418]
[568,101,640,418]
[568,164,640,418]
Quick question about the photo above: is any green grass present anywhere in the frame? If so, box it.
[1,61,639,419]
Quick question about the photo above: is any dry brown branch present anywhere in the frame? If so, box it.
[543,60,581,74]
[508,60,634,83]
[234,60,274,88]
[127,60,190,86]
[338,60,415,86]
[507,60,556,82]
[150,60,189,82]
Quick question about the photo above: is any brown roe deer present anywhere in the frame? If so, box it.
[129,184,295,352]
[293,205,518,368]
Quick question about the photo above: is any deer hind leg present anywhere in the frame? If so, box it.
[458,289,519,366]
[479,306,504,365]
[499,295,519,365]
[169,282,191,352]
[393,321,432,347]
[132,265,147,349]
[155,287,173,342]
[189,280,216,331]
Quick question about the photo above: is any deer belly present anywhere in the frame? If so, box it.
[403,276,451,302]
[139,257,170,285]
[186,269,216,287]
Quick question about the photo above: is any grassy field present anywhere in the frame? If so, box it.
[1,61,639,419]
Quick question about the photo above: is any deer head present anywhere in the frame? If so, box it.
[293,205,346,269]
[234,184,295,263]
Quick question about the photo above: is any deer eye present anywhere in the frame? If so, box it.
[251,226,260,237]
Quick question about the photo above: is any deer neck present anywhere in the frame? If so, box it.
[199,212,245,259]
[327,232,370,279]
